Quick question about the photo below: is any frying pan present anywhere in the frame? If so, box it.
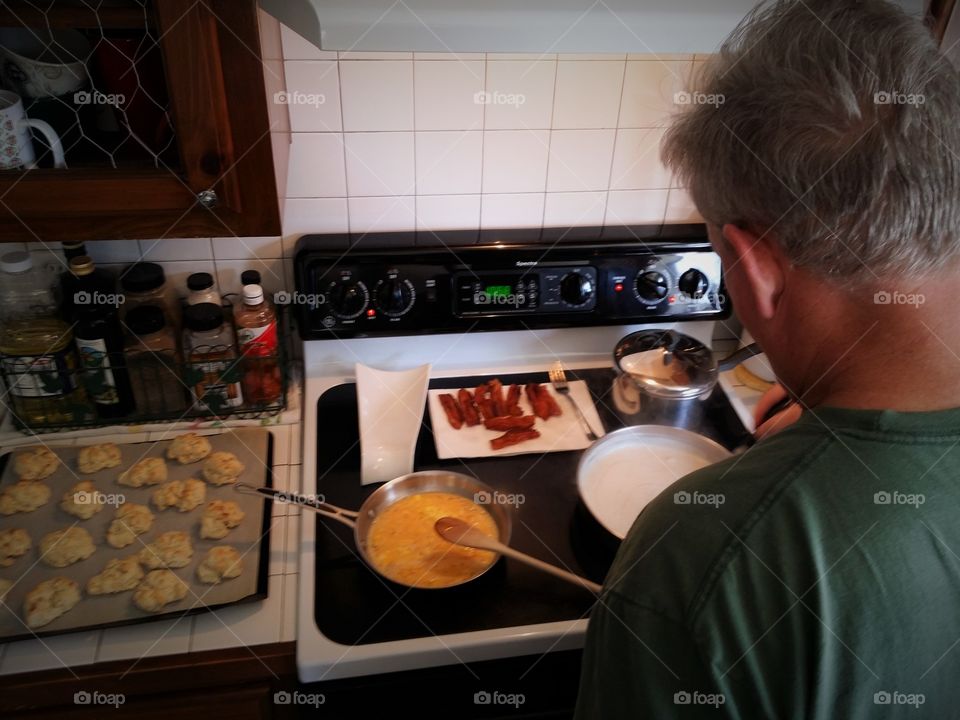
[237,470,512,589]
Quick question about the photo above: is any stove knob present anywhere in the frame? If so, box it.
[635,271,668,302]
[326,280,369,319]
[560,272,594,306]
[374,277,415,317]
[678,269,709,299]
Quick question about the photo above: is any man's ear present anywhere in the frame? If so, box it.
[720,223,785,320]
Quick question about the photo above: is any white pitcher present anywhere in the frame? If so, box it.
[0,90,66,169]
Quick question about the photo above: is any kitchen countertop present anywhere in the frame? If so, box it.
[0,422,303,678]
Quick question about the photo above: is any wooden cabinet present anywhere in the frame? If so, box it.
[0,1,280,242]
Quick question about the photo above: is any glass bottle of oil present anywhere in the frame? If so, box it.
[0,251,87,425]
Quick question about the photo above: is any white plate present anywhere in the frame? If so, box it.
[577,425,731,539]
[356,362,431,485]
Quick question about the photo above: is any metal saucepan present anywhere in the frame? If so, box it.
[612,329,759,429]
[237,470,512,590]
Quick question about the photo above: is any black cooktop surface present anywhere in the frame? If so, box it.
[312,368,751,645]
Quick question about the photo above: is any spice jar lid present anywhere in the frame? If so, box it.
[240,269,261,286]
[187,272,214,292]
[0,251,32,273]
[613,329,718,399]
[121,262,166,293]
[126,305,166,335]
[242,283,265,305]
[69,255,95,276]
[184,302,224,332]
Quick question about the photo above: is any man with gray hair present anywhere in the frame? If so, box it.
[576,0,960,717]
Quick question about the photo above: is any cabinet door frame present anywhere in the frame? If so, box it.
[0,0,280,242]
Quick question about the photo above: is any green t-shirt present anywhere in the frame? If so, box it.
[576,407,960,719]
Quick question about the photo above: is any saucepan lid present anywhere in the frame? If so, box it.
[613,329,718,399]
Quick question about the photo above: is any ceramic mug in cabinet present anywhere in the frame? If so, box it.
[0,90,66,169]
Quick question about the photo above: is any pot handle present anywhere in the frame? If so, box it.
[234,482,359,528]
[717,342,761,372]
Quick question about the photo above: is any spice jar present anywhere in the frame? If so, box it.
[183,303,243,412]
[124,305,187,415]
[120,262,179,329]
[186,272,221,306]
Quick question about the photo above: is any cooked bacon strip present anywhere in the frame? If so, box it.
[542,386,562,417]
[489,379,507,417]
[490,428,541,451]
[484,415,536,431]
[505,384,522,415]
[439,393,463,429]
[475,383,496,421]
[457,388,481,426]
[525,383,551,420]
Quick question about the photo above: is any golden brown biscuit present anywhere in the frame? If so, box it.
[0,527,31,567]
[40,527,96,568]
[77,443,122,473]
[24,577,81,628]
[87,556,144,595]
[196,546,243,584]
[13,446,59,480]
[138,531,193,569]
[106,503,154,549]
[166,433,211,464]
[118,457,167,487]
[0,481,51,515]
[201,451,245,485]
[199,500,246,540]
[133,570,189,612]
[151,478,206,512]
[59,480,105,520]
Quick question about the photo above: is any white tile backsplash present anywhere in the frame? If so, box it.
[619,60,689,128]
[543,191,607,227]
[546,129,616,192]
[414,60,485,130]
[484,59,556,130]
[605,189,671,225]
[286,133,347,198]
[348,196,416,233]
[212,236,283,260]
[480,193,545,228]
[283,61,342,132]
[416,194,481,231]
[138,237,212,262]
[344,132,415,196]
[339,60,414,131]
[552,60,625,129]
[415,131,482,195]
[482,129,550,193]
[610,128,672,190]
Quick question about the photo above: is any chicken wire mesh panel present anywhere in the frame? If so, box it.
[0,1,179,171]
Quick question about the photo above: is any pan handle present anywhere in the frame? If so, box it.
[234,482,359,528]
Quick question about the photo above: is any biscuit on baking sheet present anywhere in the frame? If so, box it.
[201,451,245,485]
[166,433,212,464]
[133,570,189,612]
[87,556,145,595]
[24,577,81,628]
[0,481,51,515]
[0,528,31,567]
[151,478,206,512]
[197,546,243,584]
[59,480,105,520]
[106,503,154,549]
[40,527,96,568]
[77,443,122,474]
[0,577,11,602]
[199,500,246,540]
[138,531,193,569]
[13,446,58,481]
[118,457,167,487]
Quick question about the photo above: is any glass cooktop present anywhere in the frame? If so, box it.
[312,367,751,645]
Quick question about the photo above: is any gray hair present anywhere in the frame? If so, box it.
[661,0,960,281]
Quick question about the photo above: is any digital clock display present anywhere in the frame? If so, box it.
[484,285,512,297]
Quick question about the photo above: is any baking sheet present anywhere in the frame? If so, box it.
[0,428,273,643]
[428,380,605,459]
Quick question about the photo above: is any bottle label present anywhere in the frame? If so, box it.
[1,348,78,398]
[194,358,244,409]
[75,337,119,405]
[238,319,278,358]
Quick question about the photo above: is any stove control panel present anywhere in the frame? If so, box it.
[295,233,728,338]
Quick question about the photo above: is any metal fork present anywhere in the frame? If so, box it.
[548,363,598,441]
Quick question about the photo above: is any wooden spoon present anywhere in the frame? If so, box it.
[435,516,603,594]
